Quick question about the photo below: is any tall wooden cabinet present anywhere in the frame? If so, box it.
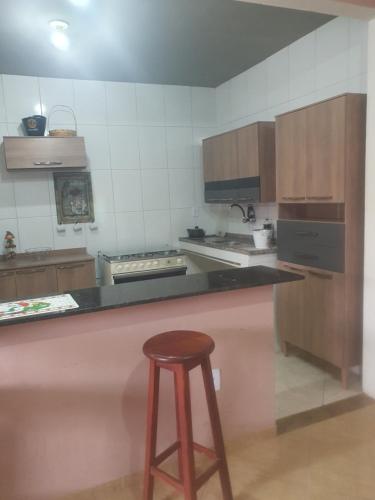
[275,94,366,388]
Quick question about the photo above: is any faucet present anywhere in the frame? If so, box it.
[230,203,256,223]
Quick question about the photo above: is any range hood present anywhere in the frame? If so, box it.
[204,176,260,204]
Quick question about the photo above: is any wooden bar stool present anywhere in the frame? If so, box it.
[143,330,233,500]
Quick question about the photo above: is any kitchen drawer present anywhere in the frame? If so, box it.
[3,136,87,170]
[0,271,17,301]
[16,266,58,298]
[277,220,345,273]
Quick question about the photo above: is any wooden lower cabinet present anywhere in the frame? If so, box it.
[56,261,96,292]
[276,262,345,374]
[16,266,58,298]
[0,271,17,301]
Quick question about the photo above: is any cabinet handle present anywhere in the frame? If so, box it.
[0,271,14,278]
[282,196,305,201]
[57,263,86,270]
[16,268,47,275]
[308,270,333,280]
[306,196,333,200]
[33,161,63,166]
[295,231,319,238]
[282,265,305,273]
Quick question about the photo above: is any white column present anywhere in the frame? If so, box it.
[363,19,375,396]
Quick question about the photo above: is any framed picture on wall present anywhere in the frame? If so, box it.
[53,172,95,224]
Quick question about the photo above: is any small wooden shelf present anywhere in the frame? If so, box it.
[3,136,87,170]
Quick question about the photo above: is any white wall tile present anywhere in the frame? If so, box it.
[14,172,51,218]
[192,87,216,126]
[52,217,87,250]
[105,82,137,125]
[192,127,216,168]
[349,19,368,78]
[289,32,316,100]
[194,167,205,207]
[136,84,165,125]
[141,169,170,210]
[267,47,290,108]
[316,17,350,89]
[73,80,106,124]
[108,126,140,169]
[18,217,53,251]
[169,169,195,209]
[164,85,192,125]
[216,81,231,126]
[230,71,250,121]
[78,125,110,170]
[166,127,193,169]
[39,78,75,125]
[139,126,167,169]
[115,211,145,253]
[3,75,41,124]
[170,208,195,245]
[0,76,6,122]
[0,218,19,255]
[247,62,267,116]
[91,170,114,213]
[144,210,171,250]
[85,212,117,256]
[112,170,143,212]
[0,168,16,220]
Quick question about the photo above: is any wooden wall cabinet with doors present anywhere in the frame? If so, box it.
[0,249,96,301]
[275,94,366,388]
[203,122,276,203]
[3,136,87,170]
[276,94,348,203]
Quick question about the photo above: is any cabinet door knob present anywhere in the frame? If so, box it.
[308,270,333,280]
[57,264,85,270]
[16,268,47,275]
[306,196,333,200]
[33,161,63,166]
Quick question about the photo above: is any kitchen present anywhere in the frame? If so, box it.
[0,1,374,499]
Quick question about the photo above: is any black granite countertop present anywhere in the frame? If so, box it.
[0,266,303,328]
[179,234,277,256]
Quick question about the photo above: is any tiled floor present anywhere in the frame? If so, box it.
[276,351,362,419]
[64,398,375,500]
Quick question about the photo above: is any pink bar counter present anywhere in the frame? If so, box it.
[0,283,277,499]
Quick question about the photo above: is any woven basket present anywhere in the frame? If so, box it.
[48,105,77,137]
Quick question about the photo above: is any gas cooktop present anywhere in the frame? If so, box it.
[101,249,184,263]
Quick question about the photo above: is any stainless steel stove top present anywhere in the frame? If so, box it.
[101,249,184,263]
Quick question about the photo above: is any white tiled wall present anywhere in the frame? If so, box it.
[214,17,368,235]
[0,75,218,272]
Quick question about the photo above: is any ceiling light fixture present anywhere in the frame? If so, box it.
[49,19,70,51]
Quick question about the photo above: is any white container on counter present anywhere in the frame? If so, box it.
[253,229,273,249]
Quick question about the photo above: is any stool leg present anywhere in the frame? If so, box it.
[201,357,234,500]
[174,372,183,482]
[175,365,197,500]
[143,360,160,500]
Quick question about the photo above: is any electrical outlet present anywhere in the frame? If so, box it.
[212,368,221,391]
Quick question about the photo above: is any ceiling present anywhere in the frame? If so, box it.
[0,0,333,87]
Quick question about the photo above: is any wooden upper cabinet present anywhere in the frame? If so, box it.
[202,122,276,201]
[16,266,58,298]
[237,124,259,178]
[3,136,87,170]
[276,108,307,202]
[306,97,346,203]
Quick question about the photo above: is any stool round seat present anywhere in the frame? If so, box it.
[143,330,215,364]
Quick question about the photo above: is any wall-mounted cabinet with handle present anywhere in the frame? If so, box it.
[203,122,275,203]
[3,136,87,170]
[276,94,364,203]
